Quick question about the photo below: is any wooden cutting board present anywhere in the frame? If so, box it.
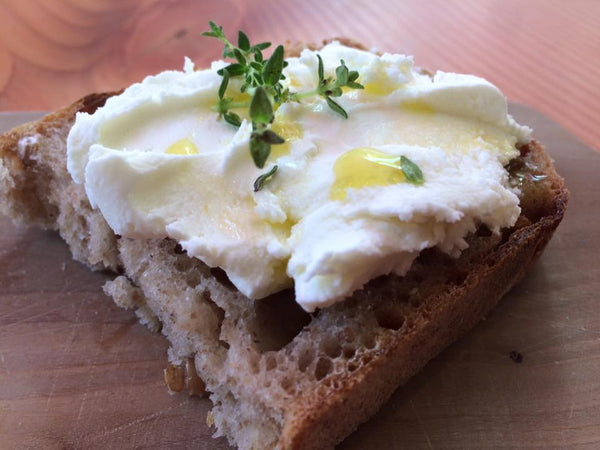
[0,104,599,449]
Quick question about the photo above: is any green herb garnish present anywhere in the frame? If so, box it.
[400,156,424,185]
[315,55,363,119]
[202,21,364,189]
[253,165,279,192]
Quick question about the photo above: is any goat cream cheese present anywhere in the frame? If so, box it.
[67,43,531,312]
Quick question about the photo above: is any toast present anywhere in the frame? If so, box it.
[0,75,568,450]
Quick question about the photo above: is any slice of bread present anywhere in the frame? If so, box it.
[0,88,568,448]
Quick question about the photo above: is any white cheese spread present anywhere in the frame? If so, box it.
[67,43,531,312]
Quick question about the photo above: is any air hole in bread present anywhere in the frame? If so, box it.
[343,345,356,359]
[203,291,226,342]
[280,377,294,394]
[186,271,202,288]
[265,354,277,371]
[248,290,311,353]
[248,358,260,375]
[315,357,333,381]
[210,267,236,290]
[517,143,531,157]
[375,306,405,330]
[409,288,422,306]
[361,334,376,350]
[77,214,87,231]
[476,224,492,237]
[447,269,468,286]
[321,337,342,358]
[297,349,314,372]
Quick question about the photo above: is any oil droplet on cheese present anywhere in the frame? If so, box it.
[363,82,395,96]
[165,138,199,155]
[331,147,407,200]
[269,120,304,161]
[401,99,434,114]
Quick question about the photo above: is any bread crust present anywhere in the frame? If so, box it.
[0,89,568,449]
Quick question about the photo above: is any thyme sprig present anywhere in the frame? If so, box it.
[202,21,364,189]
[291,55,364,119]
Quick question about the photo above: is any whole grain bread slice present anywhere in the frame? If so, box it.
[0,89,568,448]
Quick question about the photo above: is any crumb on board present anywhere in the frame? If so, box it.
[509,350,523,363]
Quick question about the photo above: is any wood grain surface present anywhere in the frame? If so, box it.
[0,0,598,152]
[1,105,599,449]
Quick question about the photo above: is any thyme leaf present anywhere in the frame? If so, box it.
[253,165,278,192]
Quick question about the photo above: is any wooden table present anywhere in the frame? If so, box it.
[0,0,598,152]
[1,2,599,449]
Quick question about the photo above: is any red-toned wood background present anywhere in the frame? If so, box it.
[0,0,598,151]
